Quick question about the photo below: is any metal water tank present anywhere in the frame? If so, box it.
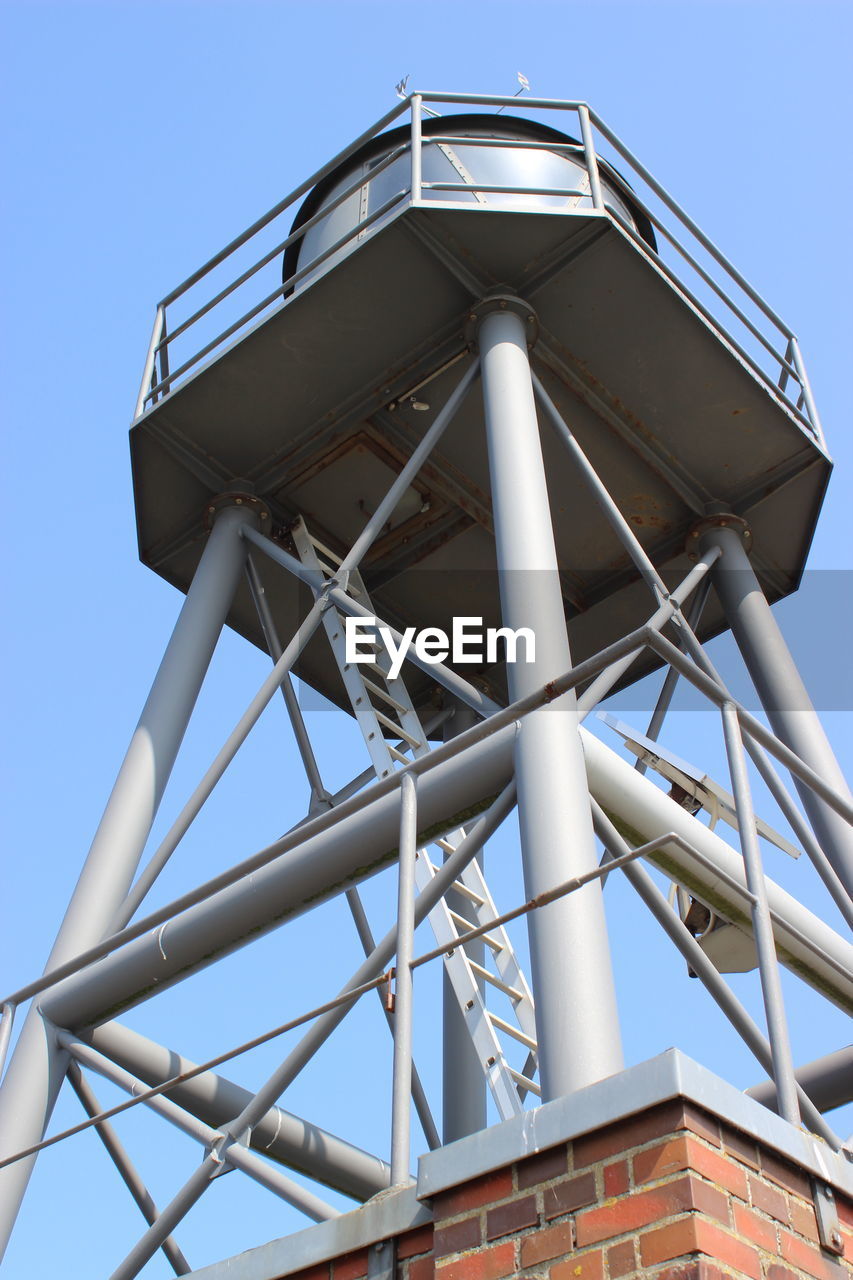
[284,114,654,285]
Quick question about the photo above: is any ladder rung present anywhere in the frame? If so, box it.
[488,1013,537,1051]
[468,961,523,1003]
[448,880,486,908]
[448,911,502,952]
[373,708,422,749]
[361,677,408,715]
[508,1067,541,1096]
[388,745,411,765]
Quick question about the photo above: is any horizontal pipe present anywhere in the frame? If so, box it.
[747,1047,853,1115]
[42,727,518,1029]
[86,1022,390,1201]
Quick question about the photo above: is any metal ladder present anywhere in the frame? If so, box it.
[291,516,540,1118]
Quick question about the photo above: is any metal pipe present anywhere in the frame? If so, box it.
[114,593,329,928]
[86,1021,391,1201]
[577,104,604,211]
[410,94,422,204]
[245,554,331,809]
[0,502,257,1259]
[344,891,440,1151]
[701,524,853,899]
[720,701,800,1125]
[442,701,487,1143]
[747,1046,853,1115]
[478,303,623,1099]
[41,729,519,1030]
[390,774,417,1185]
[0,1006,14,1080]
[66,1062,191,1276]
[590,804,840,1149]
[134,304,164,419]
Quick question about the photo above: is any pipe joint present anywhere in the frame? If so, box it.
[465,292,539,351]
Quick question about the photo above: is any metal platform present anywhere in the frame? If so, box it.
[131,200,829,714]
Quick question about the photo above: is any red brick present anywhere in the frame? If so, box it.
[656,1266,738,1280]
[719,1124,760,1172]
[551,1248,604,1280]
[517,1145,569,1190]
[291,1267,330,1280]
[732,1200,778,1253]
[838,1195,853,1229]
[435,1241,515,1280]
[748,1173,789,1225]
[640,1217,761,1279]
[485,1193,538,1240]
[398,1224,434,1260]
[434,1168,513,1219]
[606,1238,636,1276]
[543,1172,597,1220]
[603,1160,630,1197]
[434,1215,481,1257]
[765,1267,801,1280]
[787,1195,819,1244]
[779,1229,850,1279]
[575,1176,728,1247]
[573,1102,689,1168]
[408,1258,435,1280]
[334,1250,368,1280]
[633,1134,749,1202]
[680,1104,722,1149]
[520,1220,574,1267]
[760,1150,812,1200]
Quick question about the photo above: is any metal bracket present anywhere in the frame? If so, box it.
[812,1179,844,1256]
[367,1238,397,1280]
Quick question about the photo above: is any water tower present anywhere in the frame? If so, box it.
[1,92,851,1279]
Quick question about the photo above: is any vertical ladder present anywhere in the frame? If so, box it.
[290,517,540,1117]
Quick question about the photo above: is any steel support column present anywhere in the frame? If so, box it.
[0,502,257,1258]
[442,700,487,1141]
[477,301,623,1099]
[701,523,853,900]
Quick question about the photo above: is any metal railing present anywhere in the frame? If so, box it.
[134,91,825,449]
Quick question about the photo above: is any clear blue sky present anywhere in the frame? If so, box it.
[1,1,851,1275]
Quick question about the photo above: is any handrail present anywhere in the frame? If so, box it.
[135,90,821,445]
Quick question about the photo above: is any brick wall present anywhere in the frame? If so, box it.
[276,1100,852,1280]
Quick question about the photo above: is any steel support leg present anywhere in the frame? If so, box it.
[701,523,853,900]
[0,502,257,1258]
[477,301,623,1099]
[442,700,487,1142]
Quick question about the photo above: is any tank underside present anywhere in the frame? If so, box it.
[130,203,830,717]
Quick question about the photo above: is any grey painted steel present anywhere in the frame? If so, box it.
[344,889,441,1152]
[0,1005,14,1080]
[442,701,487,1143]
[87,1021,391,1201]
[0,502,256,1260]
[478,305,623,1099]
[116,592,328,927]
[66,1061,191,1275]
[390,773,418,1185]
[702,524,853,900]
[246,554,332,810]
[42,729,518,1031]
[581,728,853,1012]
[720,701,800,1125]
[589,803,839,1149]
[747,1047,853,1115]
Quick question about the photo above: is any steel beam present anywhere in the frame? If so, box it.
[477,300,623,1099]
[747,1047,853,1115]
[41,727,519,1031]
[0,502,257,1259]
[442,701,487,1143]
[86,1021,391,1201]
[701,523,853,900]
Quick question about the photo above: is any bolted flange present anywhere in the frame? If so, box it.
[203,490,271,533]
[686,512,752,562]
[465,291,539,351]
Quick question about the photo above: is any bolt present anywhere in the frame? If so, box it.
[235,498,243,505]
[528,314,534,322]
[499,300,507,308]
[208,506,215,514]
[720,519,727,526]
[468,313,476,321]
[831,1231,842,1247]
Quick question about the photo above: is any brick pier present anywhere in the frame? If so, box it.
[190,1052,852,1280]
